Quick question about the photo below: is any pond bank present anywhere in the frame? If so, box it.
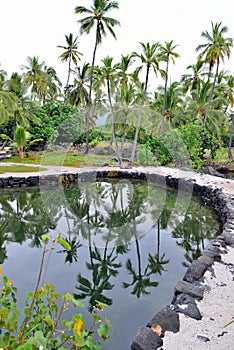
[0,165,233,349]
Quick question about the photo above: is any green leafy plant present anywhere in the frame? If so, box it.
[136,146,155,165]
[1,125,42,159]
[0,234,112,349]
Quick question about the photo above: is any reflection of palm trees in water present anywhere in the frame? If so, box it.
[74,181,124,311]
[0,190,55,249]
[122,205,160,298]
[172,201,220,267]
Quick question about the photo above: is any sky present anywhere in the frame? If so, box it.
[1,0,234,88]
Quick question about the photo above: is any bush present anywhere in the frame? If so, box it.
[0,235,112,349]
[136,146,155,165]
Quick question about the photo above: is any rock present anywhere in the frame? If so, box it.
[131,326,163,350]
[183,260,208,282]
[173,293,195,305]
[147,306,180,334]
[174,280,204,300]
[175,302,202,320]
[202,166,226,178]
[197,335,210,342]
[215,165,228,174]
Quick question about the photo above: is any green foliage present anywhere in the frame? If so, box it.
[160,129,191,167]
[0,235,112,349]
[76,130,105,146]
[1,125,42,159]
[178,124,220,168]
[29,102,85,145]
[136,146,155,165]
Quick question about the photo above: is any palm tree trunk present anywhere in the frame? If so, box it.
[85,21,100,154]
[160,58,169,136]
[204,58,219,125]
[128,64,150,168]
[228,114,234,159]
[64,56,72,101]
[107,79,123,168]
[13,110,17,141]
[120,111,128,157]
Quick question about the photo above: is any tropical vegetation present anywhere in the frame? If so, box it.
[0,1,233,167]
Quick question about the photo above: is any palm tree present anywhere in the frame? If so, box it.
[75,0,120,154]
[21,56,47,101]
[128,42,162,168]
[159,40,180,135]
[1,125,42,159]
[0,68,15,125]
[196,22,233,124]
[94,56,123,167]
[43,66,62,102]
[185,80,226,137]
[4,72,41,139]
[57,33,82,99]
[67,62,90,106]
[181,59,208,97]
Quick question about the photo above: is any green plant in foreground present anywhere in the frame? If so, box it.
[0,235,112,349]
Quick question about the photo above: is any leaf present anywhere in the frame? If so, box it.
[58,237,71,251]
[97,324,110,340]
[71,298,84,308]
[0,267,2,277]
[151,324,162,336]
[5,312,18,332]
[224,318,234,327]
[74,319,84,336]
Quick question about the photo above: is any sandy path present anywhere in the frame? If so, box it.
[162,246,234,349]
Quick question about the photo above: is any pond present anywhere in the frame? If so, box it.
[0,178,221,349]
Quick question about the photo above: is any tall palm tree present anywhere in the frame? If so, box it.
[75,0,120,154]
[57,33,82,99]
[43,66,62,102]
[67,62,90,106]
[128,42,161,168]
[196,22,233,124]
[159,40,180,135]
[21,56,47,101]
[181,59,208,96]
[94,56,123,167]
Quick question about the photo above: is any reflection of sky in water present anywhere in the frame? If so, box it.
[1,181,220,350]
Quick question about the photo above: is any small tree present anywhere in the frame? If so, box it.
[1,125,42,159]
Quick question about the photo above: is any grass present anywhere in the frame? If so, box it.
[0,165,47,174]
[1,149,116,168]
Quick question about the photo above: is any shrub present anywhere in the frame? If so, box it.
[136,146,155,165]
[0,235,112,349]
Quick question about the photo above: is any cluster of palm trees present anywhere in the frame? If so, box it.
[0,0,234,163]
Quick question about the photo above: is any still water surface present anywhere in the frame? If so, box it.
[0,179,220,349]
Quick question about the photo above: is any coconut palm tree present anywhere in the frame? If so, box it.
[67,62,90,106]
[57,33,82,98]
[94,56,123,167]
[196,22,233,124]
[159,40,180,135]
[0,68,15,125]
[128,42,162,168]
[75,0,120,154]
[21,56,47,101]
[181,59,208,96]
[43,66,62,102]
